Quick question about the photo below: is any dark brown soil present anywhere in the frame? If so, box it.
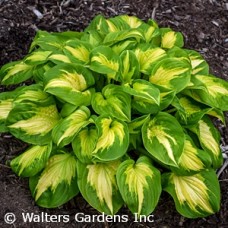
[0,0,228,227]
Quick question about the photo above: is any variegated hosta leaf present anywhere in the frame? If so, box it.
[48,53,71,64]
[132,96,160,115]
[30,32,70,52]
[24,50,52,65]
[30,153,79,208]
[77,160,123,215]
[0,60,33,85]
[81,30,102,47]
[128,115,150,149]
[171,135,212,175]
[92,116,129,162]
[116,156,161,215]
[162,169,220,218]
[44,63,95,106]
[138,22,160,44]
[158,86,176,111]
[160,28,184,49]
[142,112,185,167]
[11,143,52,177]
[111,39,137,55]
[149,57,191,92]
[123,79,160,104]
[118,15,144,29]
[92,84,131,122]
[72,125,98,163]
[52,106,91,147]
[32,62,54,84]
[64,40,92,64]
[172,96,211,125]
[84,15,109,36]
[119,50,140,83]
[185,49,209,75]
[13,84,51,106]
[6,92,60,145]
[103,29,145,46]
[89,46,120,79]
[185,74,228,111]
[0,87,23,132]
[188,116,223,168]
[134,44,166,75]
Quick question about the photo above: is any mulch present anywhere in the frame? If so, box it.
[0,0,228,227]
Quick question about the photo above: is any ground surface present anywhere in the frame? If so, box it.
[0,0,228,227]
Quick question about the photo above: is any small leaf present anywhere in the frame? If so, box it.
[160,28,184,49]
[142,112,185,167]
[119,50,140,83]
[52,106,91,147]
[92,84,131,122]
[64,40,92,64]
[134,44,166,75]
[185,49,209,75]
[162,169,220,218]
[92,116,129,162]
[24,50,52,65]
[0,61,33,85]
[77,160,123,215]
[117,156,161,215]
[171,135,212,175]
[72,125,98,164]
[89,46,120,79]
[188,116,223,168]
[30,153,79,208]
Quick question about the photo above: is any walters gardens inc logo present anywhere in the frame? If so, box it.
[4,212,155,224]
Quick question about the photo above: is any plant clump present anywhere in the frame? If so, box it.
[0,15,228,218]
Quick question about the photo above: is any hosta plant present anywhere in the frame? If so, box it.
[1,15,228,219]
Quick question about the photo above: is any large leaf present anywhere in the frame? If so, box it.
[11,143,52,177]
[44,63,95,106]
[77,160,123,215]
[92,116,129,162]
[0,60,33,85]
[30,153,79,208]
[52,106,91,147]
[116,156,161,215]
[142,112,185,167]
[92,84,131,122]
[149,57,191,92]
[162,169,220,218]
[6,89,60,145]
[184,74,228,111]
[188,116,223,168]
